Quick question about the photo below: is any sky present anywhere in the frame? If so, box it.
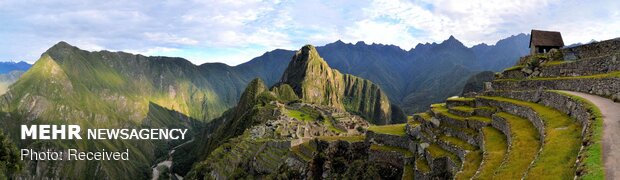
[0,0,619,66]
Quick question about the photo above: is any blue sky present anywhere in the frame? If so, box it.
[1,0,619,65]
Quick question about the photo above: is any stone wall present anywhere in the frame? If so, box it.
[476,98,546,142]
[366,131,410,149]
[562,38,620,60]
[492,77,620,98]
[502,54,620,79]
[369,150,405,168]
[491,115,513,145]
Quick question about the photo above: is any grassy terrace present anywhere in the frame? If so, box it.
[370,144,413,157]
[367,123,407,136]
[447,97,475,102]
[476,127,508,179]
[316,136,365,142]
[291,141,316,161]
[439,135,476,151]
[427,143,461,166]
[479,96,582,179]
[495,71,620,82]
[455,150,482,180]
[432,104,491,123]
[450,105,475,113]
[414,112,432,122]
[416,158,431,173]
[493,112,541,179]
[286,108,318,122]
[553,91,604,179]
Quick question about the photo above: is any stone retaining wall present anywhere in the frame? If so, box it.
[491,115,513,145]
[440,126,478,147]
[562,38,620,60]
[448,109,473,117]
[477,98,546,142]
[486,91,590,132]
[437,139,467,160]
[492,77,620,98]
[446,100,475,108]
[369,150,405,168]
[366,131,410,149]
[501,54,620,79]
[435,112,468,128]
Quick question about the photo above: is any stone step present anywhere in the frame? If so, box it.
[436,135,482,180]
[448,105,475,117]
[424,143,462,175]
[490,112,541,179]
[490,71,620,99]
[446,97,476,108]
[474,127,508,179]
[432,104,492,131]
[499,53,620,80]
[477,96,582,179]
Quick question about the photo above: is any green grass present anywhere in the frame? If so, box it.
[367,123,406,136]
[415,112,432,122]
[432,105,491,123]
[479,96,582,179]
[450,105,475,113]
[503,65,525,71]
[552,91,604,180]
[403,164,414,179]
[416,158,431,173]
[286,109,318,122]
[495,71,620,82]
[370,144,413,157]
[455,150,483,180]
[447,97,475,102]
[439,135,476,150]
[543,60,569,66]
[476,127,508,179]
[427,143,461,165]
[316,136,365,142]
[493,112,541,179]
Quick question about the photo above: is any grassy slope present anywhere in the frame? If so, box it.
[552,91,604,179]
[476,127,508,179]
[367,123,406,136]
[479,96,582,179]
[493,112,541,179]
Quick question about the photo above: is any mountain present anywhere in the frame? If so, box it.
[460,71,496,95]
[0,33,530,179]
[0,42,244,179]
[0,70,26,94]
[178,45,395,178]
[0,61,30,74]
[277,45,397,124]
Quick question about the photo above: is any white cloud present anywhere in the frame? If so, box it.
[0,0,619,65]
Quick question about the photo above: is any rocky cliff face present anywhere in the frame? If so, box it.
[278,45,395,124]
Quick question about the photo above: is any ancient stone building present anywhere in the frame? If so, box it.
[529,29,564,55]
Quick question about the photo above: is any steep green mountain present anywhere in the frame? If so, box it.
[277,45,396,124]
[174,45,400,176]
[236,34,529,113]
[0,42,242,179]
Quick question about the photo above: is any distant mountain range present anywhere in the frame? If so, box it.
[0,33,530,178]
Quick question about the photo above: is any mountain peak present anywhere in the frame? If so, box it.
[277,44,396,124]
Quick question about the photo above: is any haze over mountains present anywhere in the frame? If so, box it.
[0,33,529,178]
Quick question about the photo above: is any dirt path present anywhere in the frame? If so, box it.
[561,91,620,179]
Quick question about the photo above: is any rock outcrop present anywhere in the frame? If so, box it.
[278,45,398,124]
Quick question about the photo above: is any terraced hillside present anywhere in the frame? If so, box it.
[359,38,620,179]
